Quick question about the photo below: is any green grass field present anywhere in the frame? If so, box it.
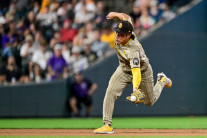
[0,116,206,129]
[0,116,207,138]
[0,136,206,138]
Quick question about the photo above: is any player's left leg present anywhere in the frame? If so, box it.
[139,64,155,106]
[140,64,172,106]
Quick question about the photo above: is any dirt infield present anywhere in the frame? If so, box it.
[1,129,207,137]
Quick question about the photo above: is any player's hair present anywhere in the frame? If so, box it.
[131,33,135,40]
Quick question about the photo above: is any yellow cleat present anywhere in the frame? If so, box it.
[157,72,172,88]
[94,124,114,134]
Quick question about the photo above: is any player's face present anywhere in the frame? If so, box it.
[115,32,131,45]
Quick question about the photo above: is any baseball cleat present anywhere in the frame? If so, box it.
[126,89,145,104]
[94,124,114,134]
[157,72,172,88]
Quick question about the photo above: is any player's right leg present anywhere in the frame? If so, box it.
[94,66,131,134]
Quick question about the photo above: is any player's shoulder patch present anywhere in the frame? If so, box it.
[133,58,139,65]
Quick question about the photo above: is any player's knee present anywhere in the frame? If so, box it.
[105,90,119,101]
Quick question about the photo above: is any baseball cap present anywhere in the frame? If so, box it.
[113,20,133,34]
[54,44,62,50]
[72,46,81,53]
[25,35,33,42]
[74,70,83,75]
[64,19,71,24]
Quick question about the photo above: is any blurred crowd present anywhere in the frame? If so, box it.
[129,0,177,36]
[0,0,179,85]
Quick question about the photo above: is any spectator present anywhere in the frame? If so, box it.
[20,35,35,83]
[65,2,75,21]
[33,31,44,50]
[10,38,22,68]
[82,41,97,64]
[5,7,16,22]
[72,28,86,47]
[32,1,41,15]
[100,22,115,49]
[140,8,155,30]
[85,0,97,14]
[74,2,95,28]
[5,56,21,84]
[29,23,38,36]
[61,42,71,66]
[49,37,58,51]
[24,11,37,29]
[57,1,73,22]
[0,64,6,84]
[69,71,97,117]
[16,0,32,15]
[37,6,57,41]
[31,40,52,82]
[134,0,151,9]
[53,31,61,43]
[0,11,6,24]
[160,3,176,21]
[149,0,163,23]
[70,46,89,73]
[23,28,32,41]
[1,37,13,64]
[60,19,78,43]
[46,44,68,81]
[2,20,17,50]
[16,22,25,45]
[74,0,85,14]
[130,1,141,23]
[84,21,95,44]
[94,1,106,28]
[0,24,3,52]
[74,0,97,20]
[91,29,110,57]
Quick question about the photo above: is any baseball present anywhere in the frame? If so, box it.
[130,95,137,102]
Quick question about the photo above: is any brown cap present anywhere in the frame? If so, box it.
[113,20,133,34]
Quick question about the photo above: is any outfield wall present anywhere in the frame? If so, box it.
[0,0,206,117]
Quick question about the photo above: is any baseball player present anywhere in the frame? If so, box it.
[94,12,172,134]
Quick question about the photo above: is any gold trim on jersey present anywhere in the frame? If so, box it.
[123,38,131,46]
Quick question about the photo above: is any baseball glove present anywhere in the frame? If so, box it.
[126,89,145,104]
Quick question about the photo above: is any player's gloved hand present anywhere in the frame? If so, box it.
[126,88,145,104]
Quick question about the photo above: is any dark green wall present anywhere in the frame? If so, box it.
[0,79,70,117]
[0,0,206,117]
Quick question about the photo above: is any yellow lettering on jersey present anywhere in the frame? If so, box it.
[123,50,126,55]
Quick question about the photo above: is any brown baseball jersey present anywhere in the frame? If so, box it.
[115,32,149,73]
